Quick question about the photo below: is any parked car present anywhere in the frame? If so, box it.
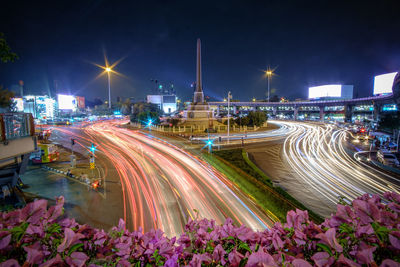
[377,150,399,166]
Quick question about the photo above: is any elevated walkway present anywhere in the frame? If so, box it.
[0,113,37,203]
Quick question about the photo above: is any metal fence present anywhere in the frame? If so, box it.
[0,113,35,141]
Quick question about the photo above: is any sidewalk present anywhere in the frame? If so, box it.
[45,145,105,192]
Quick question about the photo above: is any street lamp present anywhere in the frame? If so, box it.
[106,67,112,109]
[265,69,273,102]
[227,91,232,144]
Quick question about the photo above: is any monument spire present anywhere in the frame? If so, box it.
[194,38,204,103]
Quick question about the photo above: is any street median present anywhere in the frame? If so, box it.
[202,149,323,223]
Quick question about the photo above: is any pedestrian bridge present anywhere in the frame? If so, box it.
[0,113,37,167]
[209,94,396,122]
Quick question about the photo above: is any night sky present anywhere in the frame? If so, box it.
[1,0,400,102]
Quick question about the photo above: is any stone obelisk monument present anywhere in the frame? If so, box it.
[183,38,213,124]
[193,38,204,103]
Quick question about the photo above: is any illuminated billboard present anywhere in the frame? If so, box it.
[76,96,85,109]
[12,98,24,112]
[309,85,342,99]
[57,94,76,110]
[308,85,353,100]
[373,72,398,95]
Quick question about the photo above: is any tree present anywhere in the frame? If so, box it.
[137,111,160,125]
[247,111,267,127]
[234,111,267,127]
[0,33,18,111]
[120,98,132,115]
[130,102,161,124]
[269,95,280,102]
[0,86,15,110]
[235,116,249,126]
[167,118,180,127]
[0,33,18,63]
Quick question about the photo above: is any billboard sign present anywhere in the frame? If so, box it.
[308,85,342,99]
[76,96,85,109]
[12,98,24,112]
[373,72,398,95]
[57,94,76,110]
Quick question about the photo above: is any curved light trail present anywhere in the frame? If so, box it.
[280,121,400,206]
[51,121,273,237]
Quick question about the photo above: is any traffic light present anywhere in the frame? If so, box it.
[90,143,96,153]
[71,138,75,146]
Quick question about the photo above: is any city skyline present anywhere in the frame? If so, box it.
[1,1,400,102]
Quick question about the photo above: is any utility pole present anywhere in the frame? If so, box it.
[227,91,232,144]
[107,71,111,109]
[70,138,76,168]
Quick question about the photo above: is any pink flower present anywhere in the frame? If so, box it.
[165,254,179,267]
[311,252,335,267]
[380,259,400,267]
[228,249,244,266]
[24,199,48,224]
[389,231,400,249]
[355,246,376,265]
[189,253,211,266]
[0,232,11,250]
[337,254,361,267]
[65,252,88,267]
[291,259,313,267]
[212,244,226,265]
[26,224,45,238]
[247,251,277,267]
[57,228,85,253]
[45,196,64,222]
[39,254,63,267]
[355,224,374,237]
[315,228,343,253]
[0,259,20,267]
[23,242,45,264]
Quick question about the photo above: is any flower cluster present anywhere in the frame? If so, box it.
[0,192,399,266]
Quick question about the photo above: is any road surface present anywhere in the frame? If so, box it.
[49,120,274,237]
[280,121,400,206]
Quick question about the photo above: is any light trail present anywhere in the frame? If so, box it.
[51,121,274,237]
[279,121,400,207]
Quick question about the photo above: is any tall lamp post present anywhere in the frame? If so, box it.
[265,69,273,102]
[227,91,232,144]
[106,67,112,109]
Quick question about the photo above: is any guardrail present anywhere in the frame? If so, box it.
[209,93,394,107]
[0,113,35,142]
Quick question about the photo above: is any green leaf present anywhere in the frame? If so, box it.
[238,242,251,253]
[372,222,390,243]
[68,243,84,256]
[10,222,29,242]
[239,258,248,267]
[317,243,333,256]
[339,223,353,234]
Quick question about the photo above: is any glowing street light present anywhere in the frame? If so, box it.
[264,68,275,102]
[227,91,232,144]
[145,119,153,131]
[90,143,97,154]
[91,52,126,110]
[202,138,214,153]
[106,67,112,109]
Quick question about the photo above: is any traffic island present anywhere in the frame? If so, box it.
[202,149,323,223]
[40,146,105,192]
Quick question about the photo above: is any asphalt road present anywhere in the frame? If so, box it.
[247,121,400,216]
[47,120,274,237]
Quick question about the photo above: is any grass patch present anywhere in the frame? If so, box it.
[203,149,323,223]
